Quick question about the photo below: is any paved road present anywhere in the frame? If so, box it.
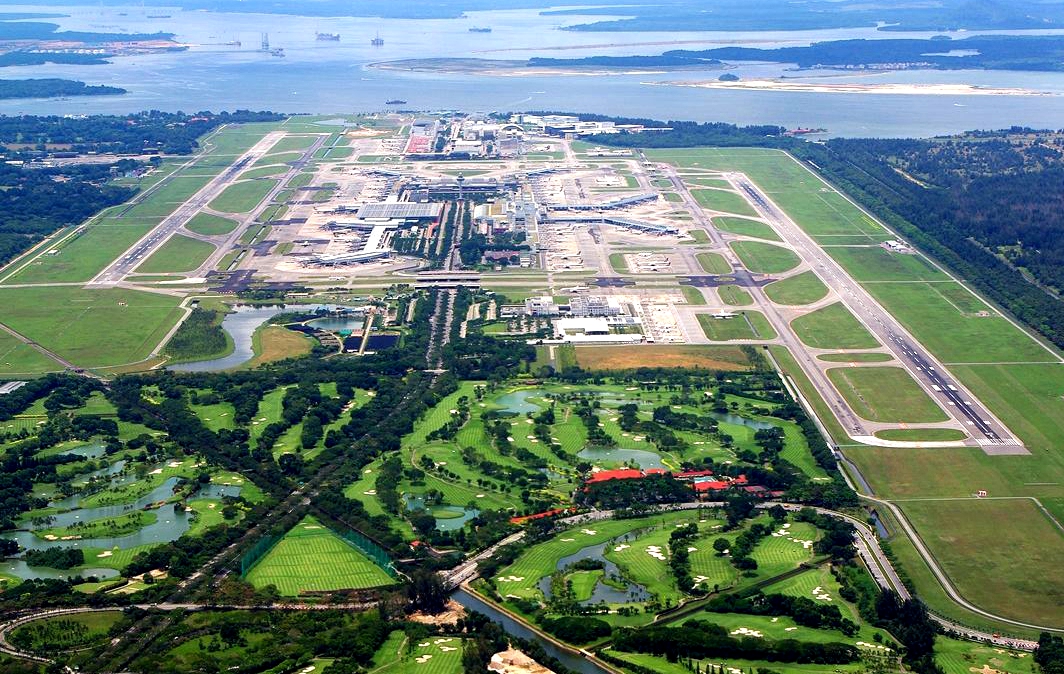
[87,131,285,287]
[729,173,1024,455]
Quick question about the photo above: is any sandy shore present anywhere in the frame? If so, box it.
[370,58,676,77]
[647,79,1055,96]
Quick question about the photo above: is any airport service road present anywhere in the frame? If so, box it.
[728,173,1025,454]
[86,131,286,287]
[656,160,870,438]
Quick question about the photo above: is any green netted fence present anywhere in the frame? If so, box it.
[240,534,280,577]
[339,528,399,579]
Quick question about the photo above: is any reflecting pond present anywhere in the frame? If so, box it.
[306,315,365,333]
[577,447,664,470]
[496,390,547,414]
[403,494,479,532]
[709,412,775,430]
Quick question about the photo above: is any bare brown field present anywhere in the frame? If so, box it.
[574,344,751,371]
[243,326,313,369]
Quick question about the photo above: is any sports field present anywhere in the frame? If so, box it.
[900,498,1064,626]
[827,366,948,424]
[245,516,395,595]
[790,303,879,350]
[698,311,776,341]
[729,240,800,274]
[763,271,828,305]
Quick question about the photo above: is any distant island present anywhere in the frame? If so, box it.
[0,78,126,99]
[527,35,1064,73]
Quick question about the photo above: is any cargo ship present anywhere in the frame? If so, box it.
[385,99,407,105]
[468,27,492,33]
[316,32,340,41]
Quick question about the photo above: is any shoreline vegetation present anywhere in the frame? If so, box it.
[648,80,1054,96]
[0,78,126,99]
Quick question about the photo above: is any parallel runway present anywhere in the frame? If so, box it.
[731,175,1024,454]
[87,131,285,287]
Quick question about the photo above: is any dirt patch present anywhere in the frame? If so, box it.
[407,599,467,627]
[574,345,751,371]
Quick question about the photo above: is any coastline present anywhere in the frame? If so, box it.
[645,79,1056,96]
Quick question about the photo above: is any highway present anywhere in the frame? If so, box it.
[87,131,285,287]
[729,174,1025,454]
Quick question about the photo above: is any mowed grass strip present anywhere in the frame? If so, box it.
[830,246,948,282]
[713,216,782,242]
[718,285,753,306]
[135,234,216,273]
[730,240,800,274]
[0,286,183,369]
[790,303,879,350]
[185,213,239,236]
[863,282,1055,364]
[692,187,758,217]
[817,353,893,363]
[696,252,731,274]
[208,179,278,214]
[8,219,157,283]
[874,428,967,442]
[574,345,752,371]
[245,516,394,595]
[698,311,777,341]
[827,366,948,423]
[764,271,829,305]
[901,498,1064,627]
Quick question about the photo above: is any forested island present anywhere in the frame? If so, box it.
[0,78,125,99]
[529,35,1064,73]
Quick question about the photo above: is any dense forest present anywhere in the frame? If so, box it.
[0,78,125,99]
[0,162,135,267]
[0,110,283,156]
[530,35,1064,72]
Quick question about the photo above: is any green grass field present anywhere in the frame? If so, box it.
[713,216,782,241]
[698,311,777,341]
[245,516,395,595]
[901,498,1064,626]
[717,285,753,306]
[691,187,759,217]
[790,303,880,350]
[604,649,863,674]
[828,246,949,282]
[864,282,1056,364]
[255,151,302,166]
[0,331,64,375]
[730,240,801,274]
[816,353,893,363]
[764,271,829,305]
[874,428,967,442]
[135,234,215,274]
[372,631,465,674]
[695,252,731,274]
[681,285,707,305]
[935,635,1037,674]
[827,366,948,423]
[0,286,183,371]
[208,179,278,214]
[185,213,239,236]
[6,218,157,283]
[239,166,288,179]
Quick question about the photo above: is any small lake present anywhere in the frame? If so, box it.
[538,539,649,605]
[578,447,664,470]
[170,305,286,372]
[0,560,119,581]
[57,442,108,460]
[709,412,775,430]
[403,493,479,532]
[496,390,547,414]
